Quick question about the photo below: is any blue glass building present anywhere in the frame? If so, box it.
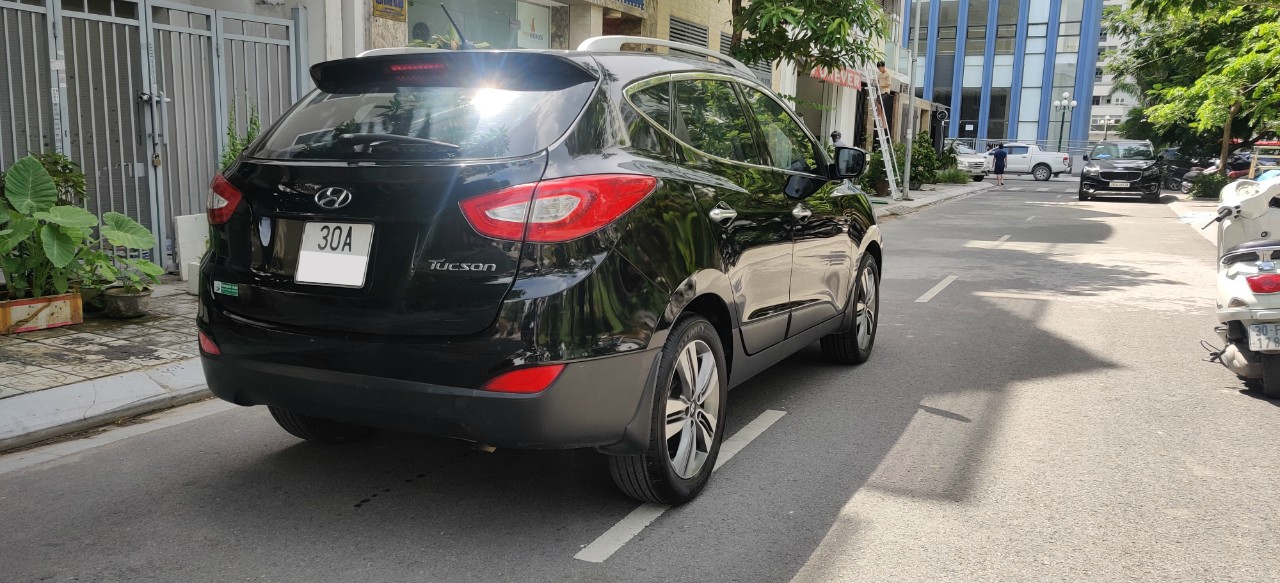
[902,0,1104,146]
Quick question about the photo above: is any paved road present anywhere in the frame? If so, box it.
[4,184,1278,582]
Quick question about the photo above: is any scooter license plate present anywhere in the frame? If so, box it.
[1110,181,1131,188]
[1247,323,1280,351]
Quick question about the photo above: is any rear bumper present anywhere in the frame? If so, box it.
[1080,175,1161,196]
[199,310,661,450]
[202,346,659,450]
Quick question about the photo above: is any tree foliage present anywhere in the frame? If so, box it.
[1107,0,1279,169]
[726,0,885,73]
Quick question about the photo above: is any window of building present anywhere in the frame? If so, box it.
[669,16,709,48]
[966,25,987,54]
[1028,0,1051,23]
[1095,67,1103,81]
[672,79,761,164]
[1092,96,1101,105]
[995,24,1018,54]
[1028,24,1048,37]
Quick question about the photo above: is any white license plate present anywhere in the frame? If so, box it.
[295,222,374,287]
[1110,181,1131,188]
[1248,323,1280,351]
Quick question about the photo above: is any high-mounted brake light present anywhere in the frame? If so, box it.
[458,175,658,243]
[481,364,566,394]
[1247,274,1280,294]
[388,63,446,72]
[207,174,243,225]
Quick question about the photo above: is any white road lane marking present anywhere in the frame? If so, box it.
[915,275,959,303]
[1025,215,1036,221]
[1007,187,1024,191]
[994,235,1011,247]
[1036,187,1050,192]
[574,409,787,563]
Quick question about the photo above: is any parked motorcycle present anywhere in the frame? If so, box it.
[1206,175,1280,397]
[1179,153,1253,193]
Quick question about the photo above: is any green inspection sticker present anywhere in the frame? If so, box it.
[214,281,239,297]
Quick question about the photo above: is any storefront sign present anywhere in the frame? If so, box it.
[809,67,862,89]
[517,1,550,49]
[373,0,406,22]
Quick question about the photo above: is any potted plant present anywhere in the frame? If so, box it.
[0,156,90,333]
[82,214,165,319]
[1,155,164,330]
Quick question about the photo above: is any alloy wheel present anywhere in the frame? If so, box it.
[665,339,720,479]
[856,266,879,351]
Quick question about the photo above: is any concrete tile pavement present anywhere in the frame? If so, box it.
[870,180,997,219]
[0,281,203,452]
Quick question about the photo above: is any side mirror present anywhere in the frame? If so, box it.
[832,146,868,179]
[1082,154,1089,161]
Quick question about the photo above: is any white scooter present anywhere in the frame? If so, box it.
[1209,175,1280,397]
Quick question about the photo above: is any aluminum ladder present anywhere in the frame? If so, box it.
[865,72,902,199]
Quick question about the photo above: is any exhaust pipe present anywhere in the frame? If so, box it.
[1219,343,1262,378]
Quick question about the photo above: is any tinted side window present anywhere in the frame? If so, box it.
[630,81,671,130]
[740,86,820,174]
[672,79,762,165]
[1007,146,1029,155]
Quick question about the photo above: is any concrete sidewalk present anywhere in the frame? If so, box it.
[0,183,990,453]
[0,282,205,452]
[870,180,996,219]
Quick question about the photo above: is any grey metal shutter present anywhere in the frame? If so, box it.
[669,17,708,47]
[718,31,772,86]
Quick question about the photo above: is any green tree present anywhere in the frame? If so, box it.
[725,0,885,73]
[1108,1,1280,173]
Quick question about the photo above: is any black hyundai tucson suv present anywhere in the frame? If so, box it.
[198,39,882,504]
[1079,140,1162,202]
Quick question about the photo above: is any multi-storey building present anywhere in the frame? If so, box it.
[1088,0,1137,141]
[903,0,1105,148]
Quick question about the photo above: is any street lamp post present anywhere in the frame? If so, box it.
[1102,115,1114,141]
[1052,92,1077,153]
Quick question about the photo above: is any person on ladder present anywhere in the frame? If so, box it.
[876,61,893,137]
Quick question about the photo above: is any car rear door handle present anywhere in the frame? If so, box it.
[792,204,812,221]
[708,202,737,223]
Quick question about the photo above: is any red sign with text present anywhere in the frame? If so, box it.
[809,67,863,89]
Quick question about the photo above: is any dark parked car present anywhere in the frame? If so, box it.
[198,38,881,504]
[1079,140,1162,202]
[1159,147,1213,191]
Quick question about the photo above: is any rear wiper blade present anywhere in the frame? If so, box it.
[335,133,460,150]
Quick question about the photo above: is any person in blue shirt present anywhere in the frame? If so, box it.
[991,143,1009,186]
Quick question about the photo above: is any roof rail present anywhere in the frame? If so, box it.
[576,35,754,77]
[357,47,445,58]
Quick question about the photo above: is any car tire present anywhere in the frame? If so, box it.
[1078,190,1090,201]
[1145,195,1162,204]
[607,315,727,505]
[973,175,985,182]
[1032,165,1052,181]
[1261,354,1280,399]
[1053,172,1062,178]
[821,254,880,365]
[268,406,376,444]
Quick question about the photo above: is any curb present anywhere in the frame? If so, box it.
[0,357,209,453]
[874,181,996,218]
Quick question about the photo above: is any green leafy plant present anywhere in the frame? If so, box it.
[939,142,960,170]
[936,167,972,184]
[0,155,161,300]
[909,131,940,184]
[220,104,262,171]
[1190,172,1231,199]
[0,151,88,206]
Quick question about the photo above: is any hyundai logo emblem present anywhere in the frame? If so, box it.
[314,187,353,210]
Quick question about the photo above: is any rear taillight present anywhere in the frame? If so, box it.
[1247,274,1280,294]
[459,175,658,243]
[1063,156,1071,167]
[198,330,221,355]
[481,364,566,394]
[207,174,243,225]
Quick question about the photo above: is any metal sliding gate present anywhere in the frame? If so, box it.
[0,0,300,269]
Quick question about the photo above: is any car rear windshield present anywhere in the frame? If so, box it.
[248,52,597,162]
[1090,143,1154,161]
